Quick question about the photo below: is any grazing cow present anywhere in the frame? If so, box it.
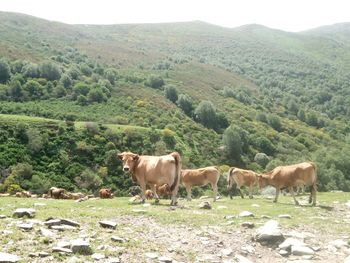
[180,166,220,202]
[257,162,317,206]
[227,167,258,199]
[99,188,113,199]
[156,184,171,197]
[48,187,66,199]
[118,151,181,205]
[145,189,154,200]
[65,192,85,200]
[15,191,32,198]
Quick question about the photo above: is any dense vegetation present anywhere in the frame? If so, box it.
[0,12,349,196]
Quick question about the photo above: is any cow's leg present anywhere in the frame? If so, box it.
[237,186,244,199]
[248,184,253,199]
[139,181,146,203]
[150,184,160,204]
[309,185,317,206]
[273,188,280,203]
[211,183,218,202]
[170,188,178,206]
[229,187,233,199]
[289,187,299,205]
[186,185,192,201]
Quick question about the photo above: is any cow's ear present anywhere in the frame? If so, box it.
[117,153,123,160]
[133,154,139,161]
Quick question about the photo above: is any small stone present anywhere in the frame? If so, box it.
[39,227,55,238]
[129,196,142,204]
[60,219,80,227]
[99,220,117,229]
[225,215,235,220]
[52,247,73,254]
[255,220,284,245]
[51,225,76,231]
[279,238,305,250]
[241,222,255,228]
[158,256,173,262]
[329,239,349,248]
[235,254,254,263]
[261,215,271,219]
[70,239,92,255]
[278,214,292,219]
[13,208,35,218]
[221,248,233,256]
[199,201,212,209]
[291,245,315,256]
[44,219,61,227]
[57,241,71,248]
[106,258,120,263]
[29,253,39,257]
[17,222,33,231]
[0,215,7,219]
[111,236,125,243]
[145,252,158,259]
[239,211,254,217]
[39,252,50,257]
[0,252,21,262]
[92,253,105,260]
[279,249,289,256]
[241,245,255,254]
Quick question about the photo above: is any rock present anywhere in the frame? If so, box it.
[217,205,227,209]
[145,252,158,259]
[51,225,76,231]
[106,258,120,263]
[39,252,50,257]
[129,195,142,204]
[17,222,34,231]
[199,195,210,200]
[39,227,55,238]
[241,222,255,228]
[111,236,125,243]
[235,254,254,263]
[13,208,35,218]
[99,220,117,229]
[60,219,80,228]
[225,215,235,220]
[261,215,271,219]
[278,214,292,219]
[92,253,105,260]
[279,249,289,256]
[291,245,315,256]
[255,220,284,245]
[199,201,212,209]
[52,247,73,254]
[29,253,39,257]
[329,239,349,248]
[0,252,21,262]
[279,238,306,250]
[0,215,7,219]
[44,219,61,227]
[241,245,255,254]
[221,248,233,256]
[344,255,350,263]
[158,256,173,262]
[70,239,92,255]
[57,241,71,248]
[239,211,254,217]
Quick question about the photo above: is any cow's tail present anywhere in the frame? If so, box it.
[170,152,181,191]
[227,167,235,182]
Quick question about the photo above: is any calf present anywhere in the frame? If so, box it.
[99,188,113,199]
[227,167,258,199]
[48,187,66,199]
[180,166,220,202]
[257,162,317,206]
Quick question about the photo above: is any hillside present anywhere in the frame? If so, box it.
[0,11,350,195]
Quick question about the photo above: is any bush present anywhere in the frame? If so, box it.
[194,100,217,129]
[74,169,102,192]
[164,85,178,103]
[267,114,282,131]
[0,59,11,83]
[222,125,243,162]
[254,153,269,168]
[40,61,61,80]
[145,75,164,89]
[176,94,193,116]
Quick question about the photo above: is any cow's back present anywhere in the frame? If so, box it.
[232,168,257,186]
[181,167,219,187]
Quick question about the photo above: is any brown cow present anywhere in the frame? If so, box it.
[257,162,317,206]
[145,189,154,200]
[180,166,220,202]
[99,188,113,199]
[227,167,258,199]
[118,151,181,205]
[156,184,171,197]
[48,187,66,199]
[15,191,32,198]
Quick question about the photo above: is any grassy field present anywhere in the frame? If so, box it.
[0,192,349,262]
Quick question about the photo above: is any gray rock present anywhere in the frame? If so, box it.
[17,222,33,231]
[279,249,289,256]
[241,245,255,254]
[199,201,212,209]
[221,248,233,256]
[13,208,35,218]
[344,255,350,263]
[291,245,315,256]
[52,247,73,254]
[39,252,50,257]
[329,239,349,248]
[57,241,71,248]
[44,219,61,227]
[235,254,254,263]
[60,219,80,228]
[99,220,117,229]
[158,256,173,262]
[279,238,306,250]
[106,258,120,263]
[239,211,254,217]
[0,252,21,262]
[111,236,125,243]
[51,225,76,231]
[70,239,92,255]
[0,215,7,219]
[255,220,284,245]
[39,227,55,238]
[261,215,271,219]
[145,252,158,259]
[225,215,236,220]
[92,253,105,260]
[278,214,292,219]
[241,222,255,228]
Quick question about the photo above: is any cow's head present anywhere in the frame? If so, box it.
[256,174,269,189]
[117,152,139,173]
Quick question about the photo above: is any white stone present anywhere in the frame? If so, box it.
[0,252,20,262]
[329,239,349,248]
[40,227,55,238]
[70,239,92,255]
[52,247,73,253]
[111,236,125,243]
[17,222,33,230]
[99,220,117,229]
[291,245,315,256]
[13,208,35,218]
[239,211,254,217]
[221,248,233,256]
[255,220,284,244]
[92,253,105,260]
[279,238,306,250]
[235,254,254,263]
[145,252,158,259]
[278,214,292,219]
[158,256,173,262]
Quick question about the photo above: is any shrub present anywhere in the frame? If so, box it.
[145,75,164,89]
[40,61,61,80]
[254,153,269,168]
[164,85,178,103]
[176,94,193,116]
[0,58,11,83]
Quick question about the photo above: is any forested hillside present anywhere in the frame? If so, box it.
[0,12,350,196]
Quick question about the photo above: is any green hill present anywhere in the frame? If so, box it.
[0,11,349,195]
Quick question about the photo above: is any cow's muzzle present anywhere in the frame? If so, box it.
[123,167,130,172]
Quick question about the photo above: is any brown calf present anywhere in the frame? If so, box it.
[227,167,258,199]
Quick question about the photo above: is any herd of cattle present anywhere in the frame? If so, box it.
[117,151,317,206]
[2,151,317,206]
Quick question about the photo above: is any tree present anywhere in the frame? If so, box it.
[253,136,275,155]
[145,75,164,89]
[22,63,40,78]
[267,114,282,131]
[104,68,118,84]
[40,61,61,80]
[222,125,242,162]
[176,94,193,116]
[60,74,72,89]
[194,100,217,129]
[164,85,178,103]
[24,80,44,99]
[74,168,102,192]
[254,153,269,168]
[0,59,11,83]
[297,108,306,122]
[7,79,23,101]
[87,88,107,103]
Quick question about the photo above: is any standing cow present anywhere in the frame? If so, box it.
[180,166,220,202]
[227,167,258,199]
[257,162,317,206]
[117,151,181,206]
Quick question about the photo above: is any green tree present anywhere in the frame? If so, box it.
[0,59,11,83]
[194,100,217,129]
[104,68,118,84]
[222,125,243,162]
[60,74,72,89]
[7,79,23,101]
[267,114,282,131]
[297,108,306,122]
[24,80,44,99]
[145,75,164,89]
[87,88,107,103]
[176,94,193,116]
[164,85,178,103]
[40,61,61,80]
[22,63,40,78]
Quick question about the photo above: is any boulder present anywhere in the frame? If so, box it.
[254,220,284,245]
[291,245,315,256]
[13,208,35,218]
[199,201,212,209]
[235,254,254,263]
[239,211,254,217]
[70,239,92,255]
[52,247,73,254]
[99,220,117,229]
[0,252,20,262]
[111,236,125,243]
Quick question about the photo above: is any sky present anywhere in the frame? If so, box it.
[0,0,349,32]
